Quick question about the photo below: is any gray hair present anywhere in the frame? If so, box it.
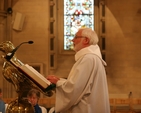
[81,28,99,45]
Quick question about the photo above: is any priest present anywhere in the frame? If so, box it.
[47,28,110,113]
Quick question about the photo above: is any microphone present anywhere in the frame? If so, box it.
[5,41,34,60]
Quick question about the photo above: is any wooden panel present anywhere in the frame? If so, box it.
[131,98,141,112]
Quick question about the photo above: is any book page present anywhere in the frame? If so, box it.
[19,64,51,89]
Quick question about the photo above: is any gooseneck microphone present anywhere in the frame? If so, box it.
[5,41,34,60]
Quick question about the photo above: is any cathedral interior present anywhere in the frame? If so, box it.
[0,0,141,112]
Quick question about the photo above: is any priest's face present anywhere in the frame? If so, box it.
[72,29,85,52]
[28,93,39,106]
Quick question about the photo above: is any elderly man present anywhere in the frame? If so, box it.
[47,28,110,113]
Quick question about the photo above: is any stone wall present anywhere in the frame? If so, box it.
[106,0,141,97]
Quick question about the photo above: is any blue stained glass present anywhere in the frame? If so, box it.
[64,0,94,50]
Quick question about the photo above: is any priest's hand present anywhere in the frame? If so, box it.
[47,75,60,84]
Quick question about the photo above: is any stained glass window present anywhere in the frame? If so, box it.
[64,0,94,50]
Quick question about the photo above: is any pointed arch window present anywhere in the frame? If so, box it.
[57,0,101,54]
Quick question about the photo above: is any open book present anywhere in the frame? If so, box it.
[19,64,51,89]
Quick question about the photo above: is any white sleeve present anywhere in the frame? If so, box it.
[55,56,95,112]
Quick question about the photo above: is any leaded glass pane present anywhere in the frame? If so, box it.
[64,0,94,50]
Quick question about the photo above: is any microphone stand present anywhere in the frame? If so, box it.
[5,41,33,61]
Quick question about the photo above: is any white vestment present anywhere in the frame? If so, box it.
[55,45,110,113]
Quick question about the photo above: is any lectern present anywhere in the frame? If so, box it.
[0,41,55,113]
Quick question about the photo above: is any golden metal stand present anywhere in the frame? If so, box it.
[0,41,53,113]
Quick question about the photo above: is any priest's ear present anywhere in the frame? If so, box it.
[83,37,90,45]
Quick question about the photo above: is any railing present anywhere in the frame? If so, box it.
[3,97,55,108]
[109,92,141,113]
[3,97,141,112]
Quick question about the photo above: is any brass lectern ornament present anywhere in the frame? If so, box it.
[0,41,55,113]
